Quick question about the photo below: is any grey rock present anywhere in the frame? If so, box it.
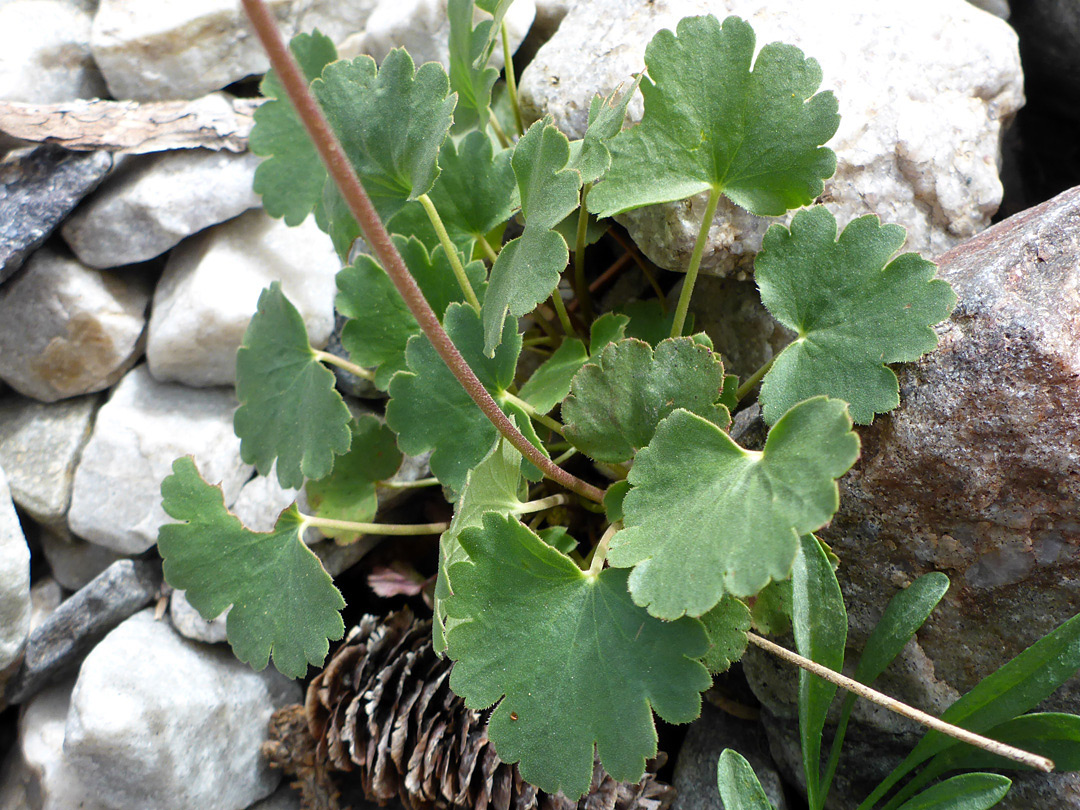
[674,702,787,810]
[68,365,252,554]
[747,186,1080,808]
[1011,1,1080,120]
[0,465,30,678]
[64,610,300,810]
[0,680,105,810]
[3,559,161,706]
[169,588,228,645]
[0,0,107,103]
[967,0,1009,18]
[146,209,340,387]
[39,529,125,592]
[0,392,98,527]
[61,149,262,268]
[0,247,151,402]
[313,534,382,578]
[0,146,111,284]
[519,0,1023,276]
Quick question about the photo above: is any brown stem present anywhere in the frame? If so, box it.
[240,0,604,504]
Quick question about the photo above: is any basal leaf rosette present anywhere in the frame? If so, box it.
[159,457,344,679]
[563,337,730,463]
[755,206,958,425]
[444,513,710,799]
[588,14,839,219]
[610,398,859,619]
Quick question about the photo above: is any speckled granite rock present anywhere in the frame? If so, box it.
[744,185,1080,809]
[0,146,112,284]
[519,0,1023,276]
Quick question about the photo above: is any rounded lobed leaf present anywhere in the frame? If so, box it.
[756,206,957,425]
[588,14,838,219]
[312,48,457,222]
[444,513,710,799]
[563,337,730,463]
[610,397,859,619]
[249,31,337,226]
[159,456,344,679]
[386,303,522,495]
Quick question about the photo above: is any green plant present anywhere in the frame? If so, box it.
[155,0,1079,805]
[718,557,1080,809]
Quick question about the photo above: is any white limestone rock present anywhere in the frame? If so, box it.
[0,0,107,103]
[90,0,378,102]
[0,681,105,810]
[518,0,1024,276]
[64,611,300,810]
[0,247,150,402]
[67,365,253,554]
[231,468,315,541]
[0,393,98,528]
[0,465,31,675]
[146,209,340,387]
[169,588,229,644]
[61,148,262,269]
[339,0,536,68]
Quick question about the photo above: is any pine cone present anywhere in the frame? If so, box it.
[266,608,676,810]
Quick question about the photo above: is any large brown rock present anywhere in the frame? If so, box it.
[744,186,1080,808]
